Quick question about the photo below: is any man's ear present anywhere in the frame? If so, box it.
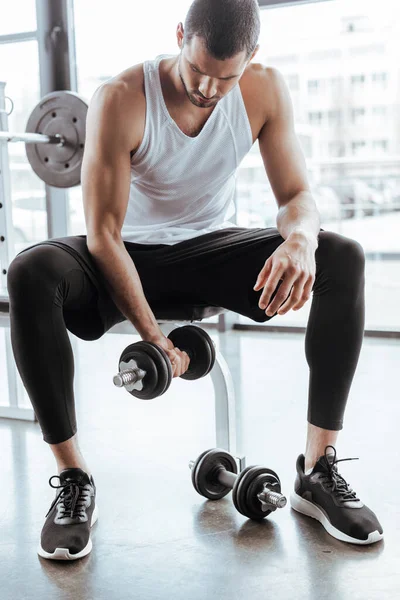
[249,44,260,63]
[177,22,185,50]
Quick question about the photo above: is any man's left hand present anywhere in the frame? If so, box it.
[253,232,318,316]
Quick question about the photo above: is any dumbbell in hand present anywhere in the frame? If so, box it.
[113,325,215,400]
[189,448,287,520]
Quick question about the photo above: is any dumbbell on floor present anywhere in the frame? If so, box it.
[189,448,287,520]
[113,325,216,400]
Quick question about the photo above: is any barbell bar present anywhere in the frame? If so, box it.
[0,90,88,188]
[0,131,65,145]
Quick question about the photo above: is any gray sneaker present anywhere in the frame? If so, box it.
[290,446,383,545]
[37,468,98,560]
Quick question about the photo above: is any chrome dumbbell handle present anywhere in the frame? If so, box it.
[258,486,287,509]
[113,367,146,388]
[188,461,287,511]
[113,355,148,393]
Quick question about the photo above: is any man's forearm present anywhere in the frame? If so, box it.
[88,234,163,341]
[276,190,321,249]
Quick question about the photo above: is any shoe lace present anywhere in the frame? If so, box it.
[319,445,360,503]
[45,475,90,519]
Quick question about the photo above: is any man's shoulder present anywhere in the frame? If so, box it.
[105,63,146,101]
[93,64,147,124]
[242,62,283,95]
[240,63,283,127]
[91,65,147,155]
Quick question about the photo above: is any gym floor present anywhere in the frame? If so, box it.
[0,328,398,599]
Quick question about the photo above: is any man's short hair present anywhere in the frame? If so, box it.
[184,0,261,61]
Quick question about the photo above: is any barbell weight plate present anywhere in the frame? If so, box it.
[191,448,238,500]
[232,466,281,520]
[118,341,172,400]
[25,90,88,188]
[167,325,215,381]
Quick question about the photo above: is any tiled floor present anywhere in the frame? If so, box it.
[0,329,398,599]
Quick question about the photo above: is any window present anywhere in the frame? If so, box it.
[308,79,321,94]
[308,111,323,126]
[328,141,345,157]
[351,107,366,124]
[0,40,44,255]
[329,76,342,88]
[372,72,388,84]
[351,141,367,155]
[351,74,366,86]
[328,110,342,126]
[373,140,388,154]
[372,106,387,118]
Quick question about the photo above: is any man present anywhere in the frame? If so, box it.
[7,0,383,561]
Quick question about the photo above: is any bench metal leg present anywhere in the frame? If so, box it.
[158,323,246,470]
[211,348,246,471]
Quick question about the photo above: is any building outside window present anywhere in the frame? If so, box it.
[372,72,388,87]
[372,140,389,154]
[328,141,345,157]
[351,74,366,86]
[328,110,342,126]
[372,106,387,118]
[351,107,366,125]
[351,140,367,155]
[308,79,320,94]
[308,111,323,126]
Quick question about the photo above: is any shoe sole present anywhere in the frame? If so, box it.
[37,503,99,560]
[290,492,383,545]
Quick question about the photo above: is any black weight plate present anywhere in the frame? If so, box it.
[168,325,215,381]
[244,470,282,520]
[232,466,258,516]
[119,341,172,400]
[25,91,88,188]
[190,449,215,496]
[192,448,238,500]
[143,342,173,397]
[233,467,282,520]
[188,326,216,377]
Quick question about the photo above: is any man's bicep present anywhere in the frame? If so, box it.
[81,84,133,244]
[258,68,310,207]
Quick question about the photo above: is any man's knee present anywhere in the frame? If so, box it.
[317,230,365,274]
[7,245,62,295]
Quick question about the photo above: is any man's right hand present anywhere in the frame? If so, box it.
[145,334,190,378]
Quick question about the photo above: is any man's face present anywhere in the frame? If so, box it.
[178,35,249,109]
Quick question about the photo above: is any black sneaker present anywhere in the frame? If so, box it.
[37,468,98,560]
[290,445,383,545]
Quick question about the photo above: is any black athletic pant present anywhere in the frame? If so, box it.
[6,227,365,444]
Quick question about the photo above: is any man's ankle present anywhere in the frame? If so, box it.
[58,465,91,477]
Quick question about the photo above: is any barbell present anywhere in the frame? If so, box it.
[0,90,88,188]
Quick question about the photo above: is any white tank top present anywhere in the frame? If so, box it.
[120,54,253,245]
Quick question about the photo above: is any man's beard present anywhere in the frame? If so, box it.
[178,60,217,109]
